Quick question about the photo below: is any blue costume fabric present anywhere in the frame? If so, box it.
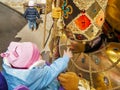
[14,85,29,90]
[2,55,69,90]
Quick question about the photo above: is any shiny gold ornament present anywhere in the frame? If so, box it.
[106,42,120,63]
[52,7,62,19]
[93,73,112,90]
[106,0,120,32]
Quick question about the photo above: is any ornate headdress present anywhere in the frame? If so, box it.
[62,0,108,41]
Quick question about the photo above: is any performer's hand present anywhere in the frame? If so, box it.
[52,7,62,19]
[58,72,79,90]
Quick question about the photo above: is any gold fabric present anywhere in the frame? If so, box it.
[106,42,120,63]
[106,0,120,31]
[58,72,80,90]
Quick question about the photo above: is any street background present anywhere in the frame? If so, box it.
[0,1,53,70]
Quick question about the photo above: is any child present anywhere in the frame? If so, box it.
[0,41,72,90]
[24,0,40,30]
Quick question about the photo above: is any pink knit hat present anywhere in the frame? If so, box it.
[0,42,41,69]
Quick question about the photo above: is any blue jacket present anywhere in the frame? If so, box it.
[24,7,40,21]
[2,55,70,90]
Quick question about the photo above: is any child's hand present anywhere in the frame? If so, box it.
[63,48,73,58]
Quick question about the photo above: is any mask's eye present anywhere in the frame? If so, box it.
[74,34,86,40]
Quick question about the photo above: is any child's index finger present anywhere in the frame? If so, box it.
[67,48,70,52]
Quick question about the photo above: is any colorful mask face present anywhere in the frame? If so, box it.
[62,0,108,41]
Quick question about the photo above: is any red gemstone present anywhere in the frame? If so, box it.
[75,15,91,30]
